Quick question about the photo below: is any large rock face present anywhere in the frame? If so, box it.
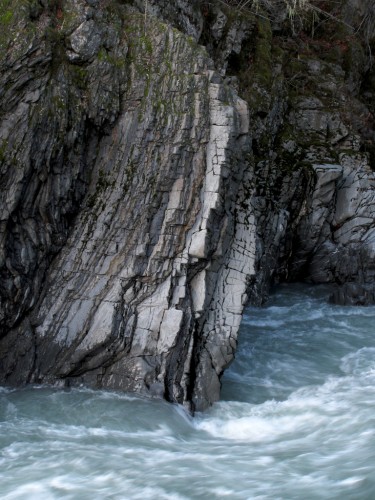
[0,0,374,411]
[0,0,255,411]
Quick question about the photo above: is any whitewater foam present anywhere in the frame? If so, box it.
[1,284,375,499]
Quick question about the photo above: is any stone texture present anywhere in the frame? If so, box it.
[0,0,375,411]
[0,0,254,412]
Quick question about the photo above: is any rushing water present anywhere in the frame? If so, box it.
[1,284,375,499]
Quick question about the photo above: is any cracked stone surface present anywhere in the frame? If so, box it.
[0,0,375,410]
[0,0,254,412]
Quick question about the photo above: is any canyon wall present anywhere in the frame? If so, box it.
[0,0,374,411]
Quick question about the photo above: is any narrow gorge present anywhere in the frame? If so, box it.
[0,0,374,413]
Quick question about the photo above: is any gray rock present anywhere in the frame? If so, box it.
[66,20,103,62]
[1,0,375,412]
[135,0,204,41]
[0,3,253,412]
[330,283,375,306]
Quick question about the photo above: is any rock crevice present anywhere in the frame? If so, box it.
[0,0,374,411]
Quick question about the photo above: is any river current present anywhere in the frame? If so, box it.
[1,284,375,499]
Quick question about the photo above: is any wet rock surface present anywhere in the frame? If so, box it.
[0,0,374,410]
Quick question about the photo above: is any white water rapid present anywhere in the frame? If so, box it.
[1,285,375,499]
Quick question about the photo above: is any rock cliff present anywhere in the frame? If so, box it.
[0,0,374,411]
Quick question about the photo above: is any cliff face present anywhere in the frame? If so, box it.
[0,0,374,411]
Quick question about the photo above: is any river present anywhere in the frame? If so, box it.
[1,284,375,499]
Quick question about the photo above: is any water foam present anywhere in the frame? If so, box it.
[1,285,375,498]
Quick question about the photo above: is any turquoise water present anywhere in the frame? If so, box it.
[1,284,375,499]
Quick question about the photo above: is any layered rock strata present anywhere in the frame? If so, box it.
[0,0,374,410]
[0,0,255,411]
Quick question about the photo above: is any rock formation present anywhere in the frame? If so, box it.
[0,0,374,411]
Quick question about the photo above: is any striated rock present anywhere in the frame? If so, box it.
[66,19,103,62]
[0,0,254,411]
[0,0,375,411]
[137,0,204,41]
[288,154,375,287]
